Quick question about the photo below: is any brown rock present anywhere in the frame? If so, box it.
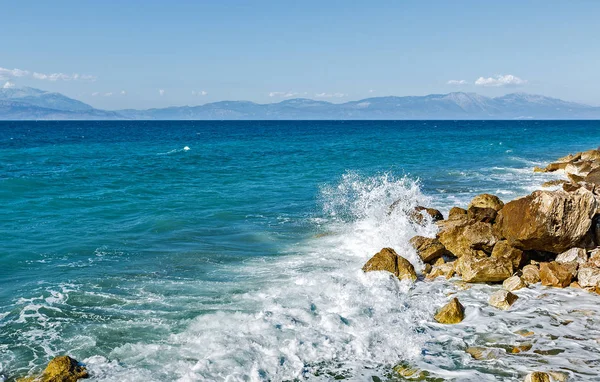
[588,248,600,268]
[362,248,417,281]
[466,346,502,360]
[426,262,455,280]
[469,193,504,212]
[585,166,600,185]
[414,206,444,222]
[539,261,576,288]
[18,356,89,382]
[491,240,524,270]
[409,236,448,263]
[495,190,596,253]
[521,264,541,285]
[448,206,467,220]
[489,289,519,310]
[524,372,550,382]
[457,255,513,283]
[467,206,498,223]
[438,220,498,258]
[503,275,526,291]
[434,297,465,324]
[577,266,600,288]
[542,179,568,188]
[581,149,600,161]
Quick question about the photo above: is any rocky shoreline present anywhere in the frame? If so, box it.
[362,147,600,382]
[13,148,600,382]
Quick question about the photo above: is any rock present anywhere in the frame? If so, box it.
[466,346,503,360]
[414,206,444,222]
[555,247,588,265]
[438,220,498,258]
[448,206,467,219]
[581,149,600,161]
[426,262,455,280]
[565,161,594,177]
[503,275,526,291]
[524,372,550,382]
[467,206,498,223]
[409,236,447,263]
[563,182,582,192]
[548,371,569,382]
[495,190,596,253]
[585,167,600,185]
[539,261,576,288]
[491,240,524,270]
[18,356,89,382]
[457,255,513,283]
[469,193,504,212]
[577,266,600,288]
[434,297,465,324]
[489,289,519,310]
[588,248,600,267]
[393,363,429,380]
[542,179,568,188]
[521,264,541,285]
[362,248,417,282]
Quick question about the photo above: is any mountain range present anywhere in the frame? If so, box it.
[1,86,600,120]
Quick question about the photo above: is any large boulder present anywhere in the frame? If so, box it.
[362,248,417,282]
[17,356,88,382]
[409,236,448,263]
[438,220,498,258]
[495,190,597,253]
[489,289,519,310]
[469,193,504,212]
[539,261,577,288]
[456,255,513,283]
[434,297,465,324]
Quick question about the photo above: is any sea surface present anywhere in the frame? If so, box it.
[1,120,600,381]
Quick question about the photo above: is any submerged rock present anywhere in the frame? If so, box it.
[524,372,550,382]
[434,297,465,324]
[409,236,448,263]
[456,255,513,283]
[469,193,504,212]
[489,289,519,310]
[495,190,596,253]
[17,356,89,382]
[466,346,503,360]
[539,261,577,288]
[362,248,417,282]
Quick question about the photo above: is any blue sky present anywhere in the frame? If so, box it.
[1,0,599,109]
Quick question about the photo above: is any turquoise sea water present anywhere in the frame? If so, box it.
[2,120,600,381]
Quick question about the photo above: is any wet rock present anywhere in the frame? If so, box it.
[539,261,577,288]
[521,264,541,285]
[393,363,430,380]
[17,356,89,382]
[409,236,448,263]
[542,179,568,188]
[467,206,498,223]
[495,190,596,253]
[466,346,503,360]
[438,220,498,258]
[555,247,588,265]
[524,372,550,382]
[415,206,444,222]
[491,240,524,270]
[457,255,513,283]
[489,289,519,310]
[509,343,533,353]
[425,262,455,280]
[548,371,569,382]
[503,275,526,291]
[469,193,504,212]
[362,248,417,282]
[448,206,467,220]
[577,266,600,288]
[434,297,465,324]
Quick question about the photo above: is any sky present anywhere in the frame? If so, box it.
[1,0,599,110]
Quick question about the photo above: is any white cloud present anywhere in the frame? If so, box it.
[91,92,99,96]
[447,79,468,85]
[32,72,96,82]
[315,92,347,98]
[269,91,299,98]
[368,89,375,93]
[120,90,126,95]
[475,74,527,87]
[2,81,16,89]
[104,92,113,97]
[0,67,29,80]
[159,89,165,96]
[192,90,208,96]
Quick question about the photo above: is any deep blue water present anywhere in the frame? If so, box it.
[1,120,600,381]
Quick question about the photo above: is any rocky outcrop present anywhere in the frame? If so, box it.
[539,261,577,288]
[489,289,519,310]
[469,193,504,212]
[434,297,465,324]
[409,236,448,263]
[495,190,596,253]
[17,356,88,382]
[456,255,513,283]
[362,248,417,281]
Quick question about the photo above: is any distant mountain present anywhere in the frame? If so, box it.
[1,87,599,120]
[0,87,119,120]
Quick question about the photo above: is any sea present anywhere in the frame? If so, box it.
[1,120,600,381]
